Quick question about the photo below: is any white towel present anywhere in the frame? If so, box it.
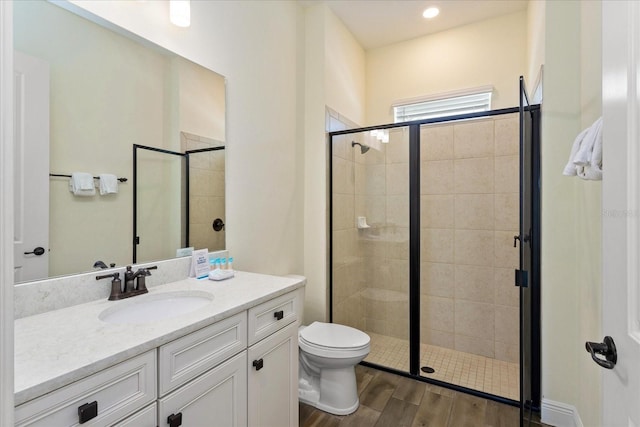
[69,172,95,196]
[577,119,603,181]
[98,173,119,195]
[563,117,603,180]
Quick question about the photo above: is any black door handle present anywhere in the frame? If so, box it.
[274,310,284,320]
[167,412,182,427]
[253,358,264,371]
[585,336,617,369]
[24,247,45,256]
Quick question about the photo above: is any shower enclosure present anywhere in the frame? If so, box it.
[329,86,540,411]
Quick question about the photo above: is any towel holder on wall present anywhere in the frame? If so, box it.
[49,173,127,182]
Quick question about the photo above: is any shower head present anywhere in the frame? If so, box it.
[351,141,370,154]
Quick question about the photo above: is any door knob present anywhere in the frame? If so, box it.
[585,336,617,369]
[24,247,45,256]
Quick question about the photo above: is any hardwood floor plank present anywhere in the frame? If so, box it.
[424,382,456,398]
[360,371,399,411]
[303,408,342,427]
[393,376,426,405]
[485,400,519,427]
[447,392,488,427]
[299,402,316,426]
[411,390,453,427]
[339,404,381,427]
[356,365,377,395]
[374,397,418,427]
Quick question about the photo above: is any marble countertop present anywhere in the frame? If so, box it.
[14,271,305,406]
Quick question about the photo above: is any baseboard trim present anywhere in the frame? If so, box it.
[541,398,584,427]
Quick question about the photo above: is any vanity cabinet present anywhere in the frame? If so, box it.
[15,286,303,427]
[14,351,156,427]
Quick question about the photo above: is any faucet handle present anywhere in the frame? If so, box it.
[96,272,124,300]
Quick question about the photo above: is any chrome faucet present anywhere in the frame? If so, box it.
[96,265,157,301]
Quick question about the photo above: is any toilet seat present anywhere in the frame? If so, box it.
[299,322,370,358]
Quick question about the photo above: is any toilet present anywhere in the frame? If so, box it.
[298,321,370,415]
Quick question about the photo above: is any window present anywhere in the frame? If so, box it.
[393,88,493,123]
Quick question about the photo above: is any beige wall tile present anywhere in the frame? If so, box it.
[364,163,387,196]
[361,238,386,259]
[422,228,454,263]
[494,267,519,307]
[494,155,519,193]
[495,305,519,346]
[421,195,454,229]
[421,262,455,298]
[357,195,386,226]
[387,258,409,293]
[454,120,494,159]
[333,156,355,194]
[421,296,454,332]
[494,341,519,363]
[454,157,494,194]
[455,300,495,341]
[421,328,455,349]
[386,128,410,164]
[333,134,354,161]
[422,160,454,194]
[211,150,225,172]
[366,262,391,289]
[494,193,519,231]
[387,194,409,227]
[385,227,410,260]
[386,163,409,195]
[421,124,454,161]
[494,231,519,268]
[455,264,494,303]
[364,144,386,165]
[455,334,495,358]
[365,317,387,335]
[454,194,494,230]
[333,229,357,266]
[454,230,494,266]
[209,171,225,197]
[333,193,355,230]
[494,115,519,156]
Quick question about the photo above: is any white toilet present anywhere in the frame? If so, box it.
[298,321,370,415]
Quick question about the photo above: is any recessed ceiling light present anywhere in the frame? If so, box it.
[423,7,440,19]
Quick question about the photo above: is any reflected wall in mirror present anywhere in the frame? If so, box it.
[13,0,226,282]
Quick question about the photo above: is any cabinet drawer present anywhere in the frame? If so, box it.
[248,288,302,346]
[159,351,248,427]
[113,403,156,427]
[159,311,247,396]
[15,351,156,427]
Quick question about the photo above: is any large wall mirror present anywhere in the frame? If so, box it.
[13,0,226,283]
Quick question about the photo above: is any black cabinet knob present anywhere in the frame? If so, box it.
[168,412,183,427]
[274,310,284,320]
[78,401,98,424]
[253,358,264,371]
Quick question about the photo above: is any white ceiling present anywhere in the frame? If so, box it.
[313,0,529,50]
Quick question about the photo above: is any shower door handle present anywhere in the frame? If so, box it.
[585,336,617,369]
[513,234,530,247]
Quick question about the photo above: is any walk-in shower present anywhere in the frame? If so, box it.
[329,101,540,409]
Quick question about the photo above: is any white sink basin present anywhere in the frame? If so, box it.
[99,291,213,324]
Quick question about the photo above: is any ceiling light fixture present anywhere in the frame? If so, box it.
[170,0,191,27]
[422,7,440,19]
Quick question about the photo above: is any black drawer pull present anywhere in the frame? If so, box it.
[253,358,264,371]
[78,401,98,424]
[274,310,284,320]
[168,412,183,427]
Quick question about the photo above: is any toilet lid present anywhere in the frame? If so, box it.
[299,322,370,349]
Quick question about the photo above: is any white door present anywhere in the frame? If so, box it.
[13,51,49,282]
[601,1,640,425]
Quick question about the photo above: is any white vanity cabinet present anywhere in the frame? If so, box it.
[247,289,301,427]
[14,351,156,427]
[15,283,304,427]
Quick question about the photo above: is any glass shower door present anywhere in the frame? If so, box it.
[330,126,411,372]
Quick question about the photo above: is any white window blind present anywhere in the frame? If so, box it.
[393,91,492,123]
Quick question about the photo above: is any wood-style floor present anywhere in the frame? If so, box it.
[299,365,551,427]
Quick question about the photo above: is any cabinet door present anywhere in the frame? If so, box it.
[158,351,247,427]
[247,322,298,427]
[113,403,156,427]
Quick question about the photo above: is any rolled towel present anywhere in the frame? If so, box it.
[573,117,602,166]
[98,173,119,195]
[69,172,95,196]
[563,127,589,176]
[577,118,603,181]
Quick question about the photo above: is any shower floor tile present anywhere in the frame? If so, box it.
[364,331,519,401]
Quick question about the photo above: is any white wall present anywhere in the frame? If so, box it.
[539,1,603,425]
[303,4,366,323]
[366,11,527,125]
[67,1,305,278]
[527,0,545,91]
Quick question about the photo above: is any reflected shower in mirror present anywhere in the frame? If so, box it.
[13,1,225,282]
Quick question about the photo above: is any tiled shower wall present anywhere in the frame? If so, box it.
[181,132,226,252]
[420,114,520,363]
[332,113,520,364]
